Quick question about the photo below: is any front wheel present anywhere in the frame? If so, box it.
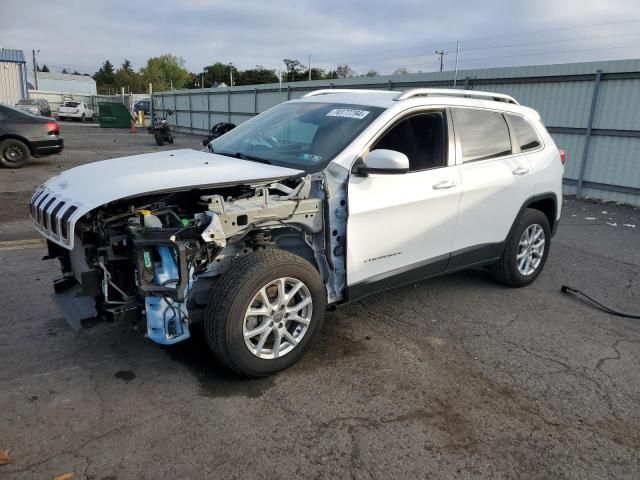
[0,139,31,168]
[81,114,86,122]
[154,130,164,146]
[492,208,551,287]
[204,249,327,377]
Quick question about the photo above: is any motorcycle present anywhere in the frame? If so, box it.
[201,122,236,151]
[149,109,174,146]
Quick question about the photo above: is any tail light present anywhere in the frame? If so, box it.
[46,121,59,135]
[559,149,566,165]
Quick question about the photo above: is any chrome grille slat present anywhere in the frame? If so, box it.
[50,201,65,235]
[42,197,57,230]
[30,186,79,247]
[35,194,49,226]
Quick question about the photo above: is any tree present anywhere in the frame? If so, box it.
[392,67,410,75]
[140,54,190,91]
[362,69,379,77]
[236,67,278,86]
[93,60,116,92]
[114,68,143,93]
[300,67,325,81]
[72,70,81,75]
[61,68,68,74]
[202,62,234,87]
[283,59,304,82]
[121,59,134,74]
[334,64,355,78]
[39,64,50,73]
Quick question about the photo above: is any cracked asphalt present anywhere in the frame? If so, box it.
[1,124,639,479]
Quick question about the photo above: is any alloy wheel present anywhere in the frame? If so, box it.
[243,277,313,359]
[516,224,545,276]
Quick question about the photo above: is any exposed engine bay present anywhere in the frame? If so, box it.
[44,173,346,345]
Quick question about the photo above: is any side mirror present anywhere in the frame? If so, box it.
[356,149,409,175]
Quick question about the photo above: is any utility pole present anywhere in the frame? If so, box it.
[308,54,312,82]
[229,63,234,87]
[453,41,460,87]
[32,49,39,90]
[435,50,447,72]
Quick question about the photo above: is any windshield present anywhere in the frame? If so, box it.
[211,102,384,172]
[17,99,37,105]
[64,101,80,107]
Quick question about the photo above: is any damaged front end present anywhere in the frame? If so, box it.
[36,174,340,345]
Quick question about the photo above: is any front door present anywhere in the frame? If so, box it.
[346,110,462,299]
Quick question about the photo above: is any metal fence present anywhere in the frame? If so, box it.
[28,90,134,117]
[152,59,640,206]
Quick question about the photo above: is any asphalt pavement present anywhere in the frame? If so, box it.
[1,124,639,479]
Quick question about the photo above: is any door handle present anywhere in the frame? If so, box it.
[512,166,531,176]
[432,179,457,190]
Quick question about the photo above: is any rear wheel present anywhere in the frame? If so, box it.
[0,139,30,168]
[154,130,164,146]
[204,249,326,377]
[492,208,551,287]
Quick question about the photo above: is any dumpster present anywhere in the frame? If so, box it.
[98,102,134,128]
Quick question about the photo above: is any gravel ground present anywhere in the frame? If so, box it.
[0,124,639,479]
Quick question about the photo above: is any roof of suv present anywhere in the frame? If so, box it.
[294,88,539,119]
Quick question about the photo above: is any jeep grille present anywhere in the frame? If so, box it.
[30,187,79,245]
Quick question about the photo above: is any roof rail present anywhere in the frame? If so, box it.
[394,88,519,105]
[303,89,389,98]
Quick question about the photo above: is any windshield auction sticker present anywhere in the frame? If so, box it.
[326,109,370,120]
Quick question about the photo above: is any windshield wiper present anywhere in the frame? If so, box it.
[215,151,272,165]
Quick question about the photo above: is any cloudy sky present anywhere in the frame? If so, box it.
[3,0,640,75]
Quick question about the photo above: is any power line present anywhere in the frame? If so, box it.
[367,43,640,70]
[463,31,640,53]
[312,32,640,72]
[312,18,640,66]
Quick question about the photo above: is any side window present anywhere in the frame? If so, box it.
[508,114,541,152]
[372,111,447,171]
[454,109,512,162]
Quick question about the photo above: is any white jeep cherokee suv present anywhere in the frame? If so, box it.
[30,88,563,376]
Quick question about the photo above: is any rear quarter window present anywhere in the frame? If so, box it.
[507,114,542,151]
[453,109,512,162]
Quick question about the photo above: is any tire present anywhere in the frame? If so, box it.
[81,114,86,122]
[154,130,164,146]
[59,117,65,121]
[492,208,551,287]
[0,139,31,168]
[204,249,327,377]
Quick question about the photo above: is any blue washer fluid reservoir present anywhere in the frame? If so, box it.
[145,245,192,345]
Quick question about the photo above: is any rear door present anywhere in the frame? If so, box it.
[449,108,535,266]
[346,109,462,297]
